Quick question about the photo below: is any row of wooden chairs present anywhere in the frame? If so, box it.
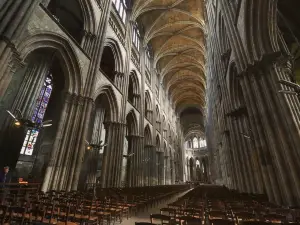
[135,185,300,225]
[0,184,190,224]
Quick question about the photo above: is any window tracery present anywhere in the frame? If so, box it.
[112,0,127,23]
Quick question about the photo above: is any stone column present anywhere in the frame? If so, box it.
[41,94,92,191]
[126,135,143,187]
[0,1,42,96]
[100,122,125,188]
[85,148,99,185]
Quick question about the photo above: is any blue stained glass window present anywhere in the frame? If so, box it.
[21,74,53,156]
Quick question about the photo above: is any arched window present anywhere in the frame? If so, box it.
[112,0,127,23]
[21,74,53,156]
[193,137,199,149]
[132,22,140,50]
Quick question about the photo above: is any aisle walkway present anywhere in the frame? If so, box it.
[119,189,192,225]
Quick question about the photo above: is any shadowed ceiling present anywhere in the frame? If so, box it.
[131,0,206,136]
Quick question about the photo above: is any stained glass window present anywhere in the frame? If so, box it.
[20,74,53,156]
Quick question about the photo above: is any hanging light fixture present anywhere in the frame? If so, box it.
[85,140,107,151]
[6,109,52,129]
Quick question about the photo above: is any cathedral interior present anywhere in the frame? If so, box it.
[1,0,300,224]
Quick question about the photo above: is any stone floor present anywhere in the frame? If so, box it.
[119,189,192,225]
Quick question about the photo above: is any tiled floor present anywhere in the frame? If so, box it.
[119,189,192,225]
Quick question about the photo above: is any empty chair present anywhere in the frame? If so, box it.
[151,214,171,225]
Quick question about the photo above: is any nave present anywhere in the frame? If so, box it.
[0,184,299,224]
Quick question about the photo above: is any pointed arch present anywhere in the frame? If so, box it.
[101,38,124,83]
[128,70,141,109]
[144,125,152,146]
[156,135,160,148]
[126,110,138,135]
[94,85,119,122]
[145,90,152,121]
[156,105,161,130]
[17,32,82,95]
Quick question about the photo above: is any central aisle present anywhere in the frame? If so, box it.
[119,189,192,225]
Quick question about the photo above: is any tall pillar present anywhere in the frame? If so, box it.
[0,1,42,96]
[100,122,126,188]
[127,135,143,187]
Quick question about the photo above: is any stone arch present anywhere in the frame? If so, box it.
[80,0,97,35]
[0,33,85,179]
[144,125,152,146]
[243,0,279,62]
[126,110,138,136]
[100,38,124,83]
[155,105,161,130]
[128,70,141,109]
[93,85,119,122]
[156,135,160,148]
[17,32,82,94]
[145,91,152,120]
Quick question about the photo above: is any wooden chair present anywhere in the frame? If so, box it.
[150,214,171,225]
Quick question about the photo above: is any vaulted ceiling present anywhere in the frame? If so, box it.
[131,0,206,136]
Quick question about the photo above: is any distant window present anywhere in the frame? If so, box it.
[193,137,199,149]
[112,0,127,23]
[200,139,207,148]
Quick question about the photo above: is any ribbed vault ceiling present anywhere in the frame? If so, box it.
[132,0,206,135]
